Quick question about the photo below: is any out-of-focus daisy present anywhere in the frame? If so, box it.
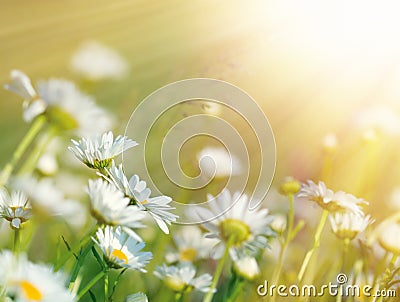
[279,176,301,196]
[87,179,145,241]
[93,226,152,271]
[0,189,31,229]
[69,132,137,170]
[230,249,260,281]
[37,79,112,135]
[194,190,275,259]
[5,71,113,134]
[329,212,373,240]
[105,164,178,234]
[197,147,242,178]
[353,105,400,136]
[70,41,128,81]
[4,70,47,122]
[12,176,86,229]
[154,262,213,293]
[0,250,75,301]
[270,213,287,234]
[165,226,216,263]
[125,292,148,302]
[377,222,400,254]
[297,180,367,214]
[322,133,338,153]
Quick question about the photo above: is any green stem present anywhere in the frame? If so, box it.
[297,209,329,283]
[76,270,106,299]
[271,194,295,288]
[68,240,95,290]
[0,116,46,186]
[13,229,20,255]
[175,292,184,302]
[226,278,245,302]
[104,270,109,302]
[203,236,234,302]
[17,126,57,175]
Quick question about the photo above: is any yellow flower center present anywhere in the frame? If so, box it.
[219,218,250,246]
[179,248,197,262]
[111,249,129,264]
[86,158,113,169]
[46,106,78,131]
[165,276,186,292]
[140,200,149,205]
[20,280,42,301]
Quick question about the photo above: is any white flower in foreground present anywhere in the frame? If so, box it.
[197,147,242,178]
[0,189,31,229]
[297,180,367,214]
[93,226,152,271]
[4,70,47,122]
[105,164,178,234]
[230,249,260,281]
[194,190,275,259]
[378,222,400,254]
[125,292,148,302]
[87,179,145,241]
[165,226,216,263]
[69,132,137,169]
[154,262,213,293]
[329,212,373,240]
[71,41,128,80]
[12,176,86,228]
[0,250,75,301]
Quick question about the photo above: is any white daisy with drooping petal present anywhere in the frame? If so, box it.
[71,41,128,81]
[154,262,213,293]
[194,189,275,259]
[297,180,367,214]
[69,132,137,169]
[329,211,373,240]
[4,70,47,122]
[230,249,260,281]
[165,226,216,263]
[0,250,75,302]
[105,164,178,234]
[93,226,152,271]
[87,179,145,241]
[0,189,31,229]
[12,176,86,229]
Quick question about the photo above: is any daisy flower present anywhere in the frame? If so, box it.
[377,222,400,254]
[0,250,75,301]
[105,164,178,234]
[194,189,275,259]
[70,41,128,81]
[5,71,112,135]
[4,70,47,122]
[329,212,373,240]
[154,262,213,293]
[93,226,152,271]
[197,147,242,178]
[87,179,145,241]
[12,176,86,229]
[69,132,137,170]
[165,226,216,263]
[297,180,367,214]
[0,189,31,229]
[230,249,260,281]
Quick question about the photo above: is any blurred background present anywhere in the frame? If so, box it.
[2,0,400,300]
